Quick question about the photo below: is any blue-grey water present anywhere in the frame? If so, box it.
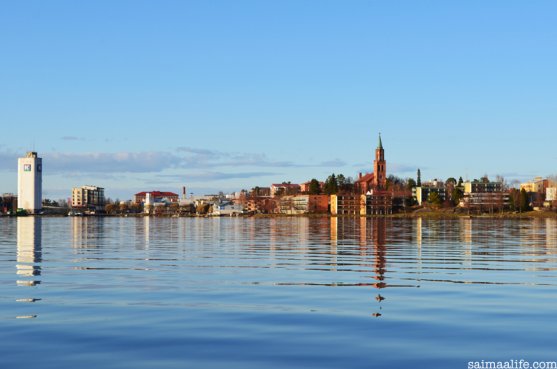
[1,216,557,369]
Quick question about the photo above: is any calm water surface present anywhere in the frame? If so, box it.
[1,217,557,368]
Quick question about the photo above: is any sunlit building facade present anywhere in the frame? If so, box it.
[72,186,106,212]
[17,152,42,214]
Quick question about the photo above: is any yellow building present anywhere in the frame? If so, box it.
[520,177,545,193]
[330,194,366,216]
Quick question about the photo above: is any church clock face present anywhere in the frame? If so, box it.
[37,164,42,172]
[23,164,32,172]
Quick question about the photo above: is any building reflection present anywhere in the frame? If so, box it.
[269,218,277,265]
[546,218,557,251]
[461,217,473,245]
[329,217,388,317]
[461,217,473,266]
[16,217,42,318]
[72,217,104,249]
[297,217,309,256]
[330,216,338,245]
[370,218,387,317]
[329,217,338,271]
[371,218,387,288]
[17,217,42,282]
[416,217,422,248]
[144,216,151,248]
[359,217,367,252]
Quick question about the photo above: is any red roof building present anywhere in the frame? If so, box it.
[133,191,179,204]
[354,172,375,194]
[354,134,387,194]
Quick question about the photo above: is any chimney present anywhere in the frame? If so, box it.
[359,172,362,179]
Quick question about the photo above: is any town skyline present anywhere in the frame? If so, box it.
[1,1,556,199]
[1,131,556,201]
[1,135,555,203]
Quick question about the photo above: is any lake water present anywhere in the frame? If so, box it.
[1,216,557,369]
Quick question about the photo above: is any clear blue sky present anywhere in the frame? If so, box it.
[1,1,556,199]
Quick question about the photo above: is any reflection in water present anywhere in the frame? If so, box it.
[330,216,337,246]
[546,218,557,251]
[17,217,41,282]
[9,217,557,323]
[461,217,472,245]
[72,217,86,248]
[72,217,104,249]
[3,216,557,368]
[144,216,150,248]
[16,217,42,319]
[461,218,473,266]
[329,217,338,271]
[416,217,422,248]
[323,216,557,316]
[371,218,387,317]
[372,218,386,287]
[330,217,388,316]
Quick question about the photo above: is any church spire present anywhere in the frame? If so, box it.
[373,133,386,189]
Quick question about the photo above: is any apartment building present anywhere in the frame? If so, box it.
[460,181,508,212]
[277,195,329,215]
[72,186,106,211]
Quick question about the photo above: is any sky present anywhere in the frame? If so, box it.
[1,1,556,200]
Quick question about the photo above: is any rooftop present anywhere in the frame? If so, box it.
[135,191,179,197]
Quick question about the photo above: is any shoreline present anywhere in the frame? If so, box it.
[4,210,557,220]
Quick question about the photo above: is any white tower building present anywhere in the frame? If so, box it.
[144,192,153,214]
[17,152,42,214]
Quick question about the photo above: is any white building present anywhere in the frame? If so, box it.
[546,188,557,202]
[211,201,244,216]
[17,152,42,214]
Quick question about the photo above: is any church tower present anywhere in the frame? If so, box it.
[373,134,386,189]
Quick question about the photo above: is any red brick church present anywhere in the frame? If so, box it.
[355,134,387,194]
[330,134,393,215]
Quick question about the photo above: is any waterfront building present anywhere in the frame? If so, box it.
[144,192,154,214]
[246,197,277,214]
[278,195,329,215]
[271,183,301,197]
[413,179,447,206]
[17,152,42,214]
[133,191,179,204]
[335,134,392,216]
[545,187,557,208]
[330,192,393,216]
[212,201,244,216]
[72,186,106,212]
[521,177,550,208]
[365,191,393,215]
[330,194,365,216]
[463,181,504,194]
[520,177,548,194]
[0,193,18,214]
[354,134,387,194]
[460,181,509,212]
